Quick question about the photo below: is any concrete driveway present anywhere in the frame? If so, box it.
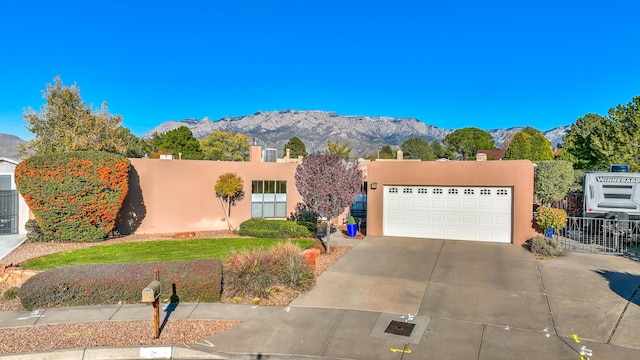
[203,236,640,359]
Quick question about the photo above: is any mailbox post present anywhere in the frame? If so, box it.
[141,270,161,338]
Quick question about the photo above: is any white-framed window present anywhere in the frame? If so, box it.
[251,180,287,218]
[448,188,459,195]
[0,175,12,191]
[389,187,398,193]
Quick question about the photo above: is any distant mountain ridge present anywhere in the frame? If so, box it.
[0,110,569,160]
[146,110,569,157]
[0,133,26,161]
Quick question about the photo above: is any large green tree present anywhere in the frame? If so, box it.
[283,136,308,158]
[504,132,532,160]
[150,126,204,160]
[505,127,553,161]
[400,137,435,160]
[523,127,554,161]
[200,130,250,161]
[560,113,626,171]
[608,96,640,169]
[379,144,396,159]
[430,140,450,159]
[443,127,495,160]
[21,76,128,156]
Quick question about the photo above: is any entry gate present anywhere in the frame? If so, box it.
[0,190,18,235]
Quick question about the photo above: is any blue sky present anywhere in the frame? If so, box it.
[1,0,639,140]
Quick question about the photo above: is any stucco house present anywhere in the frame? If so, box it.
[117,146,536,245]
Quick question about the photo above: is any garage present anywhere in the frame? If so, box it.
[383,185,512,243]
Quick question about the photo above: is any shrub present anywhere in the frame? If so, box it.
[287,203,318,223]
[15,151,130,242]
[2,287,19,300]
[24,219,45,242]
[529,235,564,257]
[223,242,315,298]
[223,248,274,298]
[18,259,222,310]
[535,206,567,230]
[296,221,317,235]
[238,218,313,238]
[269,242,315,291]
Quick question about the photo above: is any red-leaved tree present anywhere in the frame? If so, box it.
[294,152,363,252]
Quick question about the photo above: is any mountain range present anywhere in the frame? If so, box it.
[145,110,569,157]
[0,133,26,161]
[0,110,570,160]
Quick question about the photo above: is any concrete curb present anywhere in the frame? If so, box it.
[0,346,228,359]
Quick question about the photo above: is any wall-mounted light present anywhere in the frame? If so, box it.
[370,182,378,190]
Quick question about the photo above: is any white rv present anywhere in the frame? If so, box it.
[583,172,640,219]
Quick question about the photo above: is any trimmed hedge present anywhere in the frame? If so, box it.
[15,151,130,242]
[238,218,313,238]
[18,259,222,310]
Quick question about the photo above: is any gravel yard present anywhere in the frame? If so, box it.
[0,231,351,354]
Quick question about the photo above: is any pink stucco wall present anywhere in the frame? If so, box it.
[365,159,536,245]
[117,157,303,234]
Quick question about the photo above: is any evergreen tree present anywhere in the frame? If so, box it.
[150,126,204,160]
[505,132,533,160]
[284,136,308,158]
[401,137,435,160]
[443,127,495,160]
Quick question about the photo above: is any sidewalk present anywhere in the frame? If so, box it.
[1,234,640,359]
[0,234,25,261]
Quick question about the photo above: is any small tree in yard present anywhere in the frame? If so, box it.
[295,152,363,253]
[215,173,244,231]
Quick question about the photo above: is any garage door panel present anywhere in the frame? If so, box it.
[462,201,477,210]
[416,199,430,209]
[462,215,476,224]
[446,200,460,209]
[432,200,445,209]
[384,186,512,243]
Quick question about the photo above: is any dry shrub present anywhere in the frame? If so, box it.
[223,242,315,298]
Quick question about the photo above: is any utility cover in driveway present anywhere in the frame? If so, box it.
[383,186,512,243]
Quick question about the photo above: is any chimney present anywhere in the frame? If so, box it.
[250,145,262,162]
[396,150,403,160]
[285,148,291,162]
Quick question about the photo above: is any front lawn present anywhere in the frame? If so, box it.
[20,238,315,270]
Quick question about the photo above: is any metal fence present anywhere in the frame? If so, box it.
[557,216,640,257]
[0,190,18,235]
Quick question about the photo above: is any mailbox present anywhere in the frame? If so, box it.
[141,280,161,303]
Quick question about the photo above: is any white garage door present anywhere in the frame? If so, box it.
[383,185,512,243]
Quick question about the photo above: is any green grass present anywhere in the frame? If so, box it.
[20,238,315,271]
